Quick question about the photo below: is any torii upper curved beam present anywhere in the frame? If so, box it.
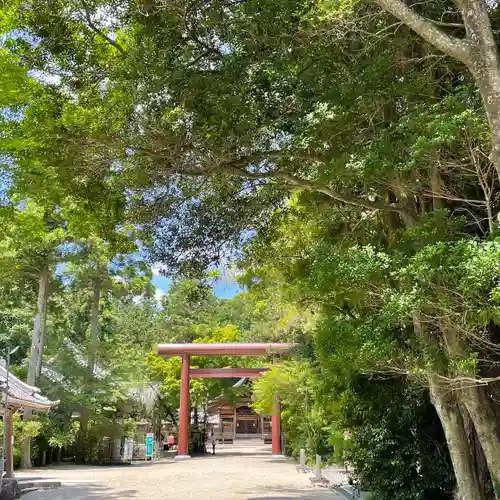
[157,343,294,357]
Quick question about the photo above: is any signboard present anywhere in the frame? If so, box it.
[145,433,154,458]
[123,438,134,462]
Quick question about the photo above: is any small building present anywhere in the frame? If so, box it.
[0,360,57,477]
[207,378,271,444]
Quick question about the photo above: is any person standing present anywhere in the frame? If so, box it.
[211,431,216,455]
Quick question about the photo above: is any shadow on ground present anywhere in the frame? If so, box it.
[23,485,137,500]
[247,497,315,499]
[241,484,338,499]
[198,451,274,459]
[246,493,336,499]
[19,460,174,476]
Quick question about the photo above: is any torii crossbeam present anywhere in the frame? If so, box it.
[157,343,293,459]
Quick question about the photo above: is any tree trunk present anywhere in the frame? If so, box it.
[410,308,484,498]
[167,408,178,427]
[439,323,500,496]
[429,377,485,500]
[111,438,121,461]
[27,269,50,386]
[36,291,49,378]
[373,0,500,184]
[462,400,496,500]
[461,385,500,496]
[76,278,101,463]
[75,409,89,464]
[204,395,209,427]
[455,0,500,183]
[430,164,445,211]
[87,278,101,376]
[21,268,50,469]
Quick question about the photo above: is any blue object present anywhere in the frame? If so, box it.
[145,434,154,457]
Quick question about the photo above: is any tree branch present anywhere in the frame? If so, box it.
[133,146,412,214]
[184,7,223,60]
[179,163,412,214]
[80,1,126,55]
[426,19,465,28]
[187,49,222,68]
[372,0,471,65]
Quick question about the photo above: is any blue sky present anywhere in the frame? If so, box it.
[151,271,242,300]
[55,257,242,301]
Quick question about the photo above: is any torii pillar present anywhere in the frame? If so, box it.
[157,343,293,459]
[176,354,191,459]
[272,396,281,455]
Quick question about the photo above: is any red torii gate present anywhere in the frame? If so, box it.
[157,343,293,459]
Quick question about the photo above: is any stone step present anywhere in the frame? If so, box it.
[13,477,45,482]
[18,479,61,491]
[18,487,39,495]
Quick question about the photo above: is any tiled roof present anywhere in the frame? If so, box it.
[0,360,57,411]
[232,377,250,388]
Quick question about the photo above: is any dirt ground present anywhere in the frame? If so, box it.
[20,441,350,500]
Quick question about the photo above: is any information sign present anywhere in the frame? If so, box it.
[145,433,154,458]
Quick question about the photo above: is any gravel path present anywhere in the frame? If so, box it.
[20,441,348,500]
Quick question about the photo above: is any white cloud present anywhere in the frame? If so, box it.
[28,70,61,86]
[155,287,167,303]
[151,264,163,277]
